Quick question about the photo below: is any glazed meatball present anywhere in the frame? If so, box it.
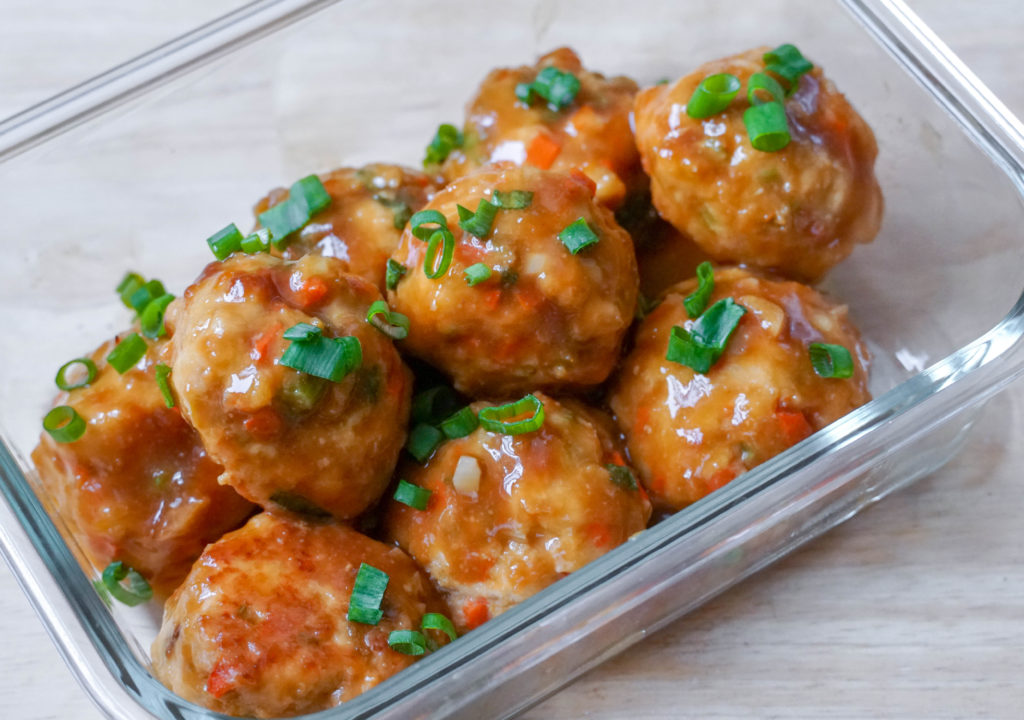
[609,266,871,512]
[152,512,451,718]
[32,336,254,595]
[382,393,651,633]
[443,47,643,209]
[256,164,441,292]
[168,253,412,518]
[633,47,883,282]
[387,164,638,396]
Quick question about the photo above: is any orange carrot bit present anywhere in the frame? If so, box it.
[206,659,239,699]
[586,522,613,549]
[633,406,651,437]
[482,288,503,311]
[462,597,490,631]
[515,285,543,311]
[244,407,283,439]
[776,409,813,446]
[251,322,282,363]
[568,167,597,197]
[705,468,738,492]
[526,131,562,170]
[608,450,626,467]
[296,276,329,308]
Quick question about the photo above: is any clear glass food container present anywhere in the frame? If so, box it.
[1,0,1023,718]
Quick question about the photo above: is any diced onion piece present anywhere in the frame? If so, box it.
[452,455,482,495]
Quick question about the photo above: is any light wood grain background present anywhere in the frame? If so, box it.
[1,1,1023,718]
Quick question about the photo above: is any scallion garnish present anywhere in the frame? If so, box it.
[421,612,458,642]
[154,363,175,408]
[116,272,145,309]
[258,175,332,249]
[407,423,443,463]
[365,300,410,340]
[478,394,545,435]
[743,101,790,152]
[666,298,747,374]
[763,43,813,95]
[747,72,786,106]
[440,406,478,439]
[282,322,322,342]
[240,228,272,254]
[492,190,534,209]
[375,196,413,230]
[280,330,361,383]
[393,479,431,511]
[347,563,389,625]
[127,279,166,315]
[515,66,581,111]
[423,229,455,279]
[809,342,854,379]
[606,463,639,491]
[206,223,245,261]
[290,174,332,216]
[101,561,153,607]
[410,209,448,240]
[106,333,147,375]
[55,358,98,391]
[685,72,742,119]
[423,123,463,167]
[139,293,175,339]
[43,405,86,443]
[558,217,600,255]
[464,263,492,286]
[457,198,498,239]
[388,629,428,656]
[684,261,714,318]
[412,386,460,425]
[386,259,408,291]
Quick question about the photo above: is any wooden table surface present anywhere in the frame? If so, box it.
[1,1,1022,718]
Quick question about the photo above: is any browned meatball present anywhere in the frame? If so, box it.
[151,512,452,718]
[168,253,412,518]
[382,393,651,634]
[443,48,643,209]
[387,164,638,396]
[31,336,254,595]
[256,164,441,292]
[609,267,871,512]
[634,47,883,282]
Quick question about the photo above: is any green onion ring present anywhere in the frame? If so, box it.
[423,228,455,279]
[43,405,86,443]
[55,358,98,391]
[478,394,545,435]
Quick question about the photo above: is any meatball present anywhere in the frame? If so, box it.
[633,47,883,282]
[382,393,651,633]
[608,266,871,512]
[255,164,441,292]
[151,512,451,718]
[168,253,412,518]
[443,47,643,209]
[387,164,638,396]
[31,336,254,595]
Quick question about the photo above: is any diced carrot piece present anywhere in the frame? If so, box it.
[568,167,597,197]
[462,597,490,631]
[776,410,813,446]
[586,522,612,549]
[482,289,503,311]
[706,468,737,492]
[609,450,626,466]
[251,322,282,363]
[206,660,238,699]
[526,131,562,170]
[296,277,328,308]
[633,406,651,437]
[244,407,282,439]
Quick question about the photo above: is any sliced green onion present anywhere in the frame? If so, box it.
[55,358,97,391]
[685,73,742,119]
[424,123,463,167]
[366,300,410,340]
[764,43,813,95]
[635,292,659,322]
[43,405,86,443]
[154,363,175,408]
[139,293,175,339]
[101,561,153,607]
[116,272,145,309]
[423,229,455,279]
[127,279,166,315]
[457,198,498,239]
[410,209,449,241]
[280,333,361,383]
[747,72,787,107]
[269,490,331,518]
[684,261,714,318]
[464,263,492,286]
[809,342,854,379]
[347,563,389,625]
[240,228,272,254]
[440,406,478,439]
[478,394,545,435]
[375,196,413,229]
[290,174,331,216]
[206,223,244,261]
[106,333,147,374]
[558,217,600,255]
[412,386,460,425]
[492,190,533,209]
[259,198,309,248]
[421,612,458,642]
[282,322,322,341]
[393,479,432,510]
[388,629,428,656]
[516,66,581,111]
[386,259,408,291]
[92,579,112,608]
[743,102,791,152]
[606,463,638,491]
[280,372,328,415]
[666,298,746,373]
[407,423,443,463]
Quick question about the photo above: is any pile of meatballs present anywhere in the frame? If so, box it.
[33,45,880,718]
